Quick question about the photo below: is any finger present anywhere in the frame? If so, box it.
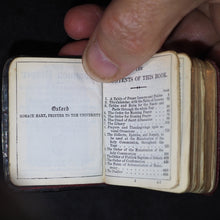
[210,3,220,36]
[83,0,205,82]
[64,4,103,40]
[59,40,88,56]
[209,3,220,66]
[208,41,220,67]
[163,8,219,57]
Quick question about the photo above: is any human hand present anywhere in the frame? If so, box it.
[59,0,220,82]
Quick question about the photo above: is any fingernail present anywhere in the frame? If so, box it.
[84,41,118,81]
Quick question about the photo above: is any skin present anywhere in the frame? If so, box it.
[59,0,220,82]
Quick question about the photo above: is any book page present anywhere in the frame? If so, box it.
[171,54,191,192]
[103,52,180,189]
[9,57,103,186]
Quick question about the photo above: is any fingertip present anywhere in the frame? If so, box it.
[83,40,118,82]
[208,42,220,68]
[59,40,88,56]
[64,4,103,40]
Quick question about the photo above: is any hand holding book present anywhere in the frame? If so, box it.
[2,51,219,193]
[2,1,220,193]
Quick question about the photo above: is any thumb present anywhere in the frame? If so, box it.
[83,0,205,82]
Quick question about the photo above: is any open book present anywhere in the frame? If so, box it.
[2,51,219,193]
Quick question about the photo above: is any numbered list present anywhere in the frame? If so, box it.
[104,90,171,180]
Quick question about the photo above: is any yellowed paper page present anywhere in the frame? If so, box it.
[9,57,103,186]
[103,52,180,190]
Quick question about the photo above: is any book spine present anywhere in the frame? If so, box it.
[1,58,12,183]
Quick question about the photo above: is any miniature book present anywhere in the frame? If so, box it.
[2,51,219,193]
